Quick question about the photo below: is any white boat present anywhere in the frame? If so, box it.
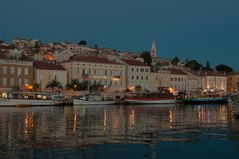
[0,92,65,107]
[0,98,63,107]
[73,93,116,106]
[124,91,176,105]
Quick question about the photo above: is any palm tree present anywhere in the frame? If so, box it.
[46,79,63,90]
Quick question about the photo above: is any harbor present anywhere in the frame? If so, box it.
[0,104,239,159]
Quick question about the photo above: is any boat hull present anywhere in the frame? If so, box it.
[124,98,176,105]
[183,98,228,105]
[0,99,63,107]
[73,99,116,106]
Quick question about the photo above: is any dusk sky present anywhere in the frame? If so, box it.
[1,0,239,69]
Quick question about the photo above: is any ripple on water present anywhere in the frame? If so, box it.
[0,104,239,159]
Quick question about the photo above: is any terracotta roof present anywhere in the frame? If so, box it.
[121,59,148,66]
[64,55,122,65]
[203,71,225,76]
[33,61,65,70]
[167,68,188,75]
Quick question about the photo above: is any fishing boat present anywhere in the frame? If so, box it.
[73,93,116,106]
[124,91,176,105]
[0,92,65,107]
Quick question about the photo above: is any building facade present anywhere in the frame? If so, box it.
[33,61,67,89]
[227,72,239,93]
[120,59,151,91]
[0,59,33,88]
[201,71,227,92]
[61,56,126,91]
[168,68,188,91]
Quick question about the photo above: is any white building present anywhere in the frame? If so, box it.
[149,70,171,91]
[33,61,67,89]
[167,68,188,91]
[61,56,126,91]
[187,71,202,92]
[120,59,151,90]
[201,71,227,92]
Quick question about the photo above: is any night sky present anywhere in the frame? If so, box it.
[1,0,239,70]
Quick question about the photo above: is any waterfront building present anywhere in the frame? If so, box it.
[149,70,171,91]
[61,56,126,91]
[119,59,151,91]
[227,72,239,93]
[168,68,188,91]
[33,61,67,89]
[201,71,227,93]
[187,71,202,92]
[0,59,33,89]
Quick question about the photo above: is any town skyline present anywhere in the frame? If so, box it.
[1,0,239,70]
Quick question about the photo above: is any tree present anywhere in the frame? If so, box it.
[66,79,80,91]
[33,83,41,91]
[135,85,142,92]
[206,61,211,70]
[185,60,203,72]
[140,51,152,66]
[215,64,233,74]
[171,57,180,65]
[89,83,103,91]
[203,61,214,71]
[78,40,87,46]
[46,79,63,90]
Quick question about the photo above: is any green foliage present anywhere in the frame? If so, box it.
[206,61,210,69]
[204,61,212,71]
[89,83,103,91]
[66,79,80,91]
[140,51,152,66]
[46,79,63,90]
[33,83,41,90]
[185,60,203,71]
[66,80,103,91]
[135,85,142,92]
[215,64,233,74]
[78,40,87,46]
[172,57,180,65]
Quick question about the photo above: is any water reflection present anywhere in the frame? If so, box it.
[0,104,239,159]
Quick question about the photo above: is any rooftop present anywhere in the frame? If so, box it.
[63,55,122,65]
[121,59,148,66]
[33,61,65,70]
[202,70,226,76]
[167,68,188,75]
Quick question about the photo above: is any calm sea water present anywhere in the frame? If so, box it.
[0,104,239,159]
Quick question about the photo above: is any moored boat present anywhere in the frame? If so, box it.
[124,91,176,105]
[183,97,228,105]
[0,92,65,107]
[73,93,116,106]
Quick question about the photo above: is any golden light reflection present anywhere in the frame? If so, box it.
[73,111,77,132]
[24,113,34,136]
[169,110,173,128]
[129,109,135,130]
[104,110,107,131]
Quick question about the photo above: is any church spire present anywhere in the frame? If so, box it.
[151,39,157,57]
